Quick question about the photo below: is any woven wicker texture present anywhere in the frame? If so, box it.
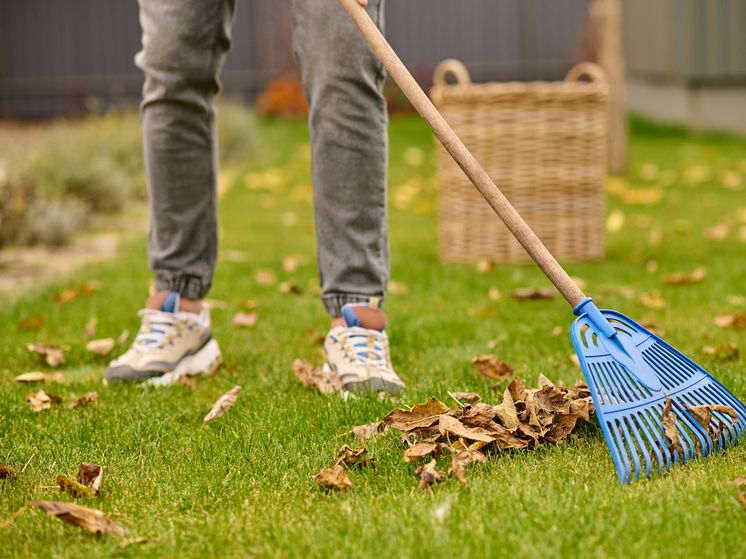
[431,60,609,264]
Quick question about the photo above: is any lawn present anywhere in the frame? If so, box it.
[2,112,746,558]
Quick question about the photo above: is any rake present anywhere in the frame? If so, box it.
[339,0,746,483]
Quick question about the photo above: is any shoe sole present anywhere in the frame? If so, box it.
[341,376,406,396]
[140,339,223,387]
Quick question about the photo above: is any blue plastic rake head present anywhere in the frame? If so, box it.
[571,298,746,484]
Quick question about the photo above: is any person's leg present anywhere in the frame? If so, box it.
[291,0,390,319]
[138,0,235,303]
[291,0,404,393]
[106,0,235,385]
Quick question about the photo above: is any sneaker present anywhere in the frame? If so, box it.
[105,292,222,386]
[324,298,405,394]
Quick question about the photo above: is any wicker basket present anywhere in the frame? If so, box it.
[431,60,609,264]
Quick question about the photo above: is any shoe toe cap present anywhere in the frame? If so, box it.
[105,365,156,384]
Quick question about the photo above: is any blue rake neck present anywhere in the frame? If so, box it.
[573,298,664,393]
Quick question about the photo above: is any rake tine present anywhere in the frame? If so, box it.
[640,408,671,474]
[651,405,682,466]
[606,363,638,402]
[610,419,632,484]
[630,415,660,477]
[633,412,664,476]
[601,420,628,484]
[708,384,746,432]
[623,415,651,480]
[618,417,642,480]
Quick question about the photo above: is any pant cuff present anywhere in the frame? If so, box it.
[322,294,385,317]
[155,275,211,300]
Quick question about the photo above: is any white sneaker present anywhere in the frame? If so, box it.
[105,292,222,386]
[324,298,405,395]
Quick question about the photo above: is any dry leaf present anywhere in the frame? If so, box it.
[448,449,487,485]
[283,255,306,273]
[178,376,198,390]
[58,475,93,499]
[383,398,450,432]
[202,385,242,426]
[351,422,388,440]
[449,392,482,405]
[662,396,683,454]
[404,443,444,463]
[476,259,494,275]
[471,307,499,318]
[472,354,514,380]
[544,413,580,444]
[713,312,746,329]
[83,317,98,340]
[732,476,746,487]
[0,462,19,480]
[639,292,666,310]
[26,390,62,412]
[415,459,443,491]
[314,464,352,491]
[487,286,501,301]
[117,330,130,345]
[233,312,258,328]
[662,267,707,285]
[278,281,303,294]
[337,445,373,468]
[18,315,47,331]
[705,223,729,241]
[252,269,277,285]
[120,537,160,549]
[26,343,66,367]
[13,371,63,383]
[487,335,506,349]
[69,392,98,409]
[52,281,101,305]
[203,299,228,310]
[31,501,124,536]
[599,285,635,298]
[77,463,103,496]
[86,338,115,356]
[237,299,261,310]
[292,359,342,395]
[703,344,740,361]
[606,210,625,232]
[438,415,494,443]
[387,281,409,294]
[509,288,558,301]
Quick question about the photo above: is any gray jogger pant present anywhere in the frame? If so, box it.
[136,0,389,317]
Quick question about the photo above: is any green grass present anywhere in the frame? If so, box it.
[2,113,746,558]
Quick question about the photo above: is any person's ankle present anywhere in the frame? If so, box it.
[331,316,345,329]
[145,291,203,313]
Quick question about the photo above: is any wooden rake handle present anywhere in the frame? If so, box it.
[338,0,587,308]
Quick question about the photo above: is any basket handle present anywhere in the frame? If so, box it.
[433,59,472,88]
[564,62,608,85]
[337,0,587,308]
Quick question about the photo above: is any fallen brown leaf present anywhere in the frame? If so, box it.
[404,443,444,463]
[472,354,514,380]
[237,299,261,310]
[52,281,101,305]
[178,376,198,390]
[476,258,494,275]
[314,464,352,491]
[283,255,306,273]
[278,280,303,294]
[18,315,47,331]
[0,462,19,480]
[202,385,242,426]
[713,312,746,329]
[26,390,62,412]
[449,392,482,405]
[203,299,228,310]
[703,344,740,361]
[705,222,729,241]
[438,414,494,443]
[732,476,746,487]
[488,286,501,301]
[639,292,666,310]
[387,281,409,294]
[351,421,388,440]
[292,359,342,395]
[86,338,115,356]
[232,312,258,328]
[662,396,683,454]
[12,371,63,383]
[383,398,450,431]
[336,445,373,468]
[662,267,707,285]
[252,269,277,285]
[69,392,98,409]
[120,537,161,549]
[117,330,130,345]
[77,463,103,496]
[83,317,98,340]
[26,343,66,367]
[415,459,443,491]
[509,288,558,301]
[31,501,124,536]
[448,449,487,485]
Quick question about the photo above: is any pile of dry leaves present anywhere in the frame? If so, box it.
[315,374,595,491]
